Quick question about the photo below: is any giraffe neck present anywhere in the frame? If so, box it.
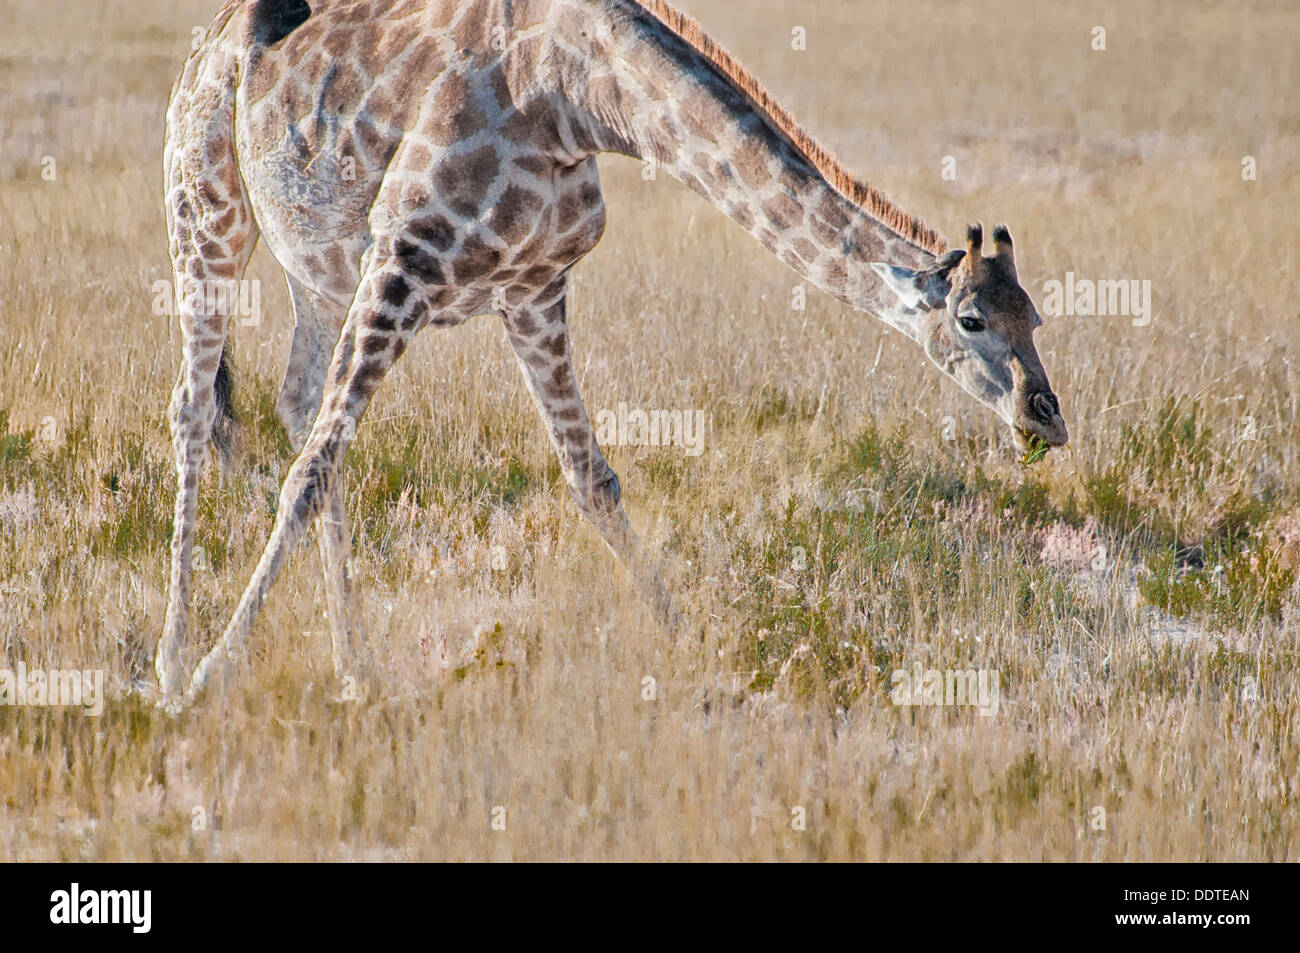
[549,0,945,325]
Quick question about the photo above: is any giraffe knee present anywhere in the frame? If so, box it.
[168,384,195,436]
[167,395,185,440]
[168,397,216,457]
[572,466,621,520]
[279,415,354,524]
[282,454,333,526]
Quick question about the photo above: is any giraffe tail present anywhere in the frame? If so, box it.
[211,345,236,467]
[247,0,312,46]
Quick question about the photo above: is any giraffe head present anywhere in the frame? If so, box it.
[871,223,1068,454]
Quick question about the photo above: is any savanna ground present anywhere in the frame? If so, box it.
[1,0,1298,861]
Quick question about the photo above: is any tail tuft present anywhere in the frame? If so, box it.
[249,0,312,46]
[212,345,236,466]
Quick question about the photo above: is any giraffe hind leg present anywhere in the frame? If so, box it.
[184,243,439,703]
[158,255,258,698]
[276,277,345,453]
[156,67,260,699]
[276,277,369,686]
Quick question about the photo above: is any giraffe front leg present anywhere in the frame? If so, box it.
[183,260,427,704]
[503,282,675,625]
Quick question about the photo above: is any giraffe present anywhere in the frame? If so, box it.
[157,0,1069,704]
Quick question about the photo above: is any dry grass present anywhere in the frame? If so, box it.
[1,0,1297,860]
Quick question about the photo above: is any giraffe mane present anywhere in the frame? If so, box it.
[635,0,947,256]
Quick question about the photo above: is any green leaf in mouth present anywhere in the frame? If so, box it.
[1020,434,1051,466]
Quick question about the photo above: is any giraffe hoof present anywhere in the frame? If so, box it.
[155,693,188,717]
[127,678,160,707]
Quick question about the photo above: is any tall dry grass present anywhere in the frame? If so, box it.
[0,0,1297,860]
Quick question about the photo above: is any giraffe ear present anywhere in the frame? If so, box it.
[870,262,929,310]
[933,249,967,278]
[871,250,966,311]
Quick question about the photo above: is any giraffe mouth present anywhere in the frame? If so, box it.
[1014,428,1053,465]
[1013,401,1069,455]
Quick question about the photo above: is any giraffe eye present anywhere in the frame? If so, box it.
[957,303,985,333]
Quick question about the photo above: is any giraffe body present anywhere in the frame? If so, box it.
[158,0,1068,702]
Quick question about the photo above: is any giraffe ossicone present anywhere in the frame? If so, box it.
[156,0,1068,703]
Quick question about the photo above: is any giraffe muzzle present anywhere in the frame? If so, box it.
[1016,391,1069,448]
[1029,391,1060,426]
